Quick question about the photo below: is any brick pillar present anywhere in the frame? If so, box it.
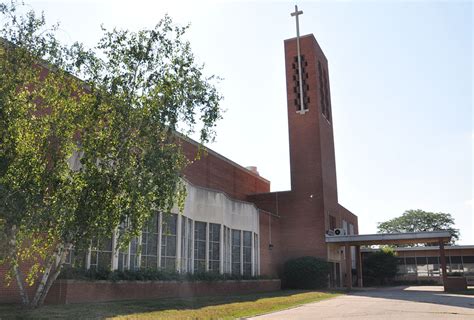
[439,240,448,291]
[345,243,352,289]
[356,245,363,287]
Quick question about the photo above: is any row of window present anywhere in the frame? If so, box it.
[67,213,259,276]
[396,256,474,276]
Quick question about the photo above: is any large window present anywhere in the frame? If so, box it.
[194,221,207,272]
[463,256,474,276]
[232,230,241,275]
[427,256,439,276]
[90,237,113,270]
[416,257,428,276]
[224,227,231,273]
[405,257,416,274]
[243,231,252,276]
[254,233,259,276]
[161,214,177,271]
[180,216,193,273]
[141,213,159,269]
[209,223,221,273]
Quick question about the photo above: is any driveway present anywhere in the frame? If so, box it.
[249,286,474,319]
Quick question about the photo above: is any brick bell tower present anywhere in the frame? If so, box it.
[284,32,340,236]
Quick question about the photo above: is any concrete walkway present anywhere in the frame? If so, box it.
[249,286,474,320]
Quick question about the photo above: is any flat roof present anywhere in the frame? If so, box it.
[325,231,452,245]
[362,245,474,252]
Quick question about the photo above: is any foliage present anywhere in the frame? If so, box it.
[282,256,330,289]
[0,1,222,307]
[377,209,459,245]
[362,247,398,286]
[58,267,272,282]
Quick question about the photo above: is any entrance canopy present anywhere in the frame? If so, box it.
[325,231,452,246]
[325,231,452,290]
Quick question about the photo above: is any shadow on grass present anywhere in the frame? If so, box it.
[0,289,341,320]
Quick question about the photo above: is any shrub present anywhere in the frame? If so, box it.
[362,247,398,286]
[58,267,272,282]
[283,256,330,289]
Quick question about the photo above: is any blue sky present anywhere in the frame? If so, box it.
[24,0,473,244]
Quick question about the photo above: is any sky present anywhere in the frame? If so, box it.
[20,0,473,244]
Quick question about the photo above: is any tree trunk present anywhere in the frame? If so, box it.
[36,243,71,307]
[13,264,30,306]
[30,243,72,308]
[8,225,29,306]
[30,244,61,308]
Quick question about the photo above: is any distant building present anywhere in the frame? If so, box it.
[363,246,474,285]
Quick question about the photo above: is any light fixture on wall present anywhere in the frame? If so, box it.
[269,244,274,250]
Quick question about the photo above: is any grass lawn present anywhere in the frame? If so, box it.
[0,290,341,319]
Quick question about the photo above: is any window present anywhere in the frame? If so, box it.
[194,221,207,272]
[427,256,439,276]
[449,256,463,273]
[243,231,252,276]
[232,230,241,275]
[463,256,474,276]
[396,257,406,274]
[405,257,416,274]
[161,214,177,271]
[64,248,87,269]
[90,237,113,270]
[224,226,231,273]
[187,218,193,272]
[254,233,259,276]
[129,237,140,270]
[416,257,428,276]
[209,223,221,273]
[141,213,159,269]
[180,216,193,273]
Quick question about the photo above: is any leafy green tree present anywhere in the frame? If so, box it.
[362,247,398,286]
[377,209,459,245]
[0,1,221,307]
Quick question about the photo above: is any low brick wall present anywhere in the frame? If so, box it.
[444,277,467,292]
[44,279,281,304]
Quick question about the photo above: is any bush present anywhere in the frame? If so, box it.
[58,267,272,282]
[363,248,398,286]
[283,256,330,289]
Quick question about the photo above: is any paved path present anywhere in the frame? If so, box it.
[249,286,474,320]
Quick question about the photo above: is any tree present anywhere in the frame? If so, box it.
[0,1,222,307]
[377,209,459,245]
[362,247,398,286]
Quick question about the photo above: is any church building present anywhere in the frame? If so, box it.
[67,32,359,287]
[0,31,361,305]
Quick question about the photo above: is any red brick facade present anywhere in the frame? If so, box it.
[44,279,281,304]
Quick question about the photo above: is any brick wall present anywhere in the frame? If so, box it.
[44,279,281,304]
[181,137,270,201]
[258,209,281,277]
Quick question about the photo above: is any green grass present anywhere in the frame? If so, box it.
[0,290,341,319]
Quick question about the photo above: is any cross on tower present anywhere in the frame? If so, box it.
[290,5,306,114]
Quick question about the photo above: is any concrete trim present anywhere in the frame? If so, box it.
[181,177,279,219]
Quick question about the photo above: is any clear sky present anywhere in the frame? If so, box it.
[24,0,473,244]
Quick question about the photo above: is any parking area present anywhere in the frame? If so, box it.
[249,286,474,319]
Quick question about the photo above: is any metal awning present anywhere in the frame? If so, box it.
[325,231,452,246]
